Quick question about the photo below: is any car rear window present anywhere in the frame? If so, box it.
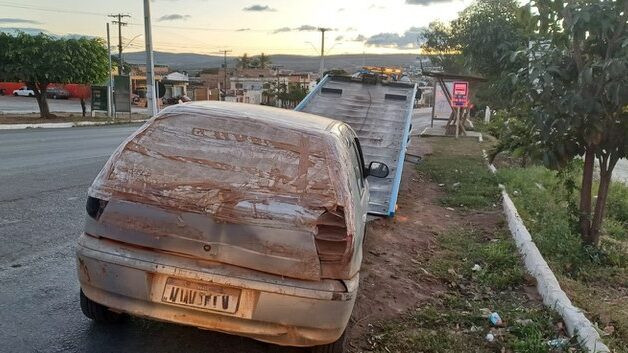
[92,113,342,227]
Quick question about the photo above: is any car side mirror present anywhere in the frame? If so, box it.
[366,161,389,178]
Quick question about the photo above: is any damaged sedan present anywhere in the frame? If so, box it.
[76,101,388,353]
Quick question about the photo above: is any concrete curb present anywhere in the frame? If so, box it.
[0,120,147,130]
[484,150,610,353]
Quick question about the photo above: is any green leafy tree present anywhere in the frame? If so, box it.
[518,0,628,246]
[421,0,530,109]
[0,32,109,118]
[420,21,464,73]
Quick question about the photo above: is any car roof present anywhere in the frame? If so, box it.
[156,101,341,136]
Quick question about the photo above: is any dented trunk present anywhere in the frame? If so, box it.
[87,102,362,281]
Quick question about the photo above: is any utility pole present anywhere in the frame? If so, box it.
[106,23,113,118]
[109,13,130,76]
[143,0,158,116]
[318,28,330,78]
[216,50,232,101]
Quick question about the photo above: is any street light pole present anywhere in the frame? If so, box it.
[106,23,113,118]
[143,0,158,116]
[317,28,330,78]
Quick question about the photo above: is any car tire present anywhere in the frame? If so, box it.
[52,95,57,99]
[28,93,34,97]
[80,289,125,324]
[13,93,18,96]
[310,330,347,353]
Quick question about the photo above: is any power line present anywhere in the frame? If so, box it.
[109,13,131,75]
[0,1,106,16]
[127,22,272,33]
[216,49,232,100]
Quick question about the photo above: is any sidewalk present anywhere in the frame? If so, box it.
[0,119,147,130]
[614,159,628,184]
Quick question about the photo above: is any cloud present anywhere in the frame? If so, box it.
[346,27,357,32]
[352,34,367,42]
[405,0,454,4]
[157,14,191,21]
[61,34,99,40]
[368,4,386,10]
[337,8,345,12]
[365,27,425,48]
[296,25,317,31]
[0,18,42,25]
[243,4,276,11]
[236,28,250,32]
[272,27,291,34]
[335,35,344,41]
[272,25,319,34]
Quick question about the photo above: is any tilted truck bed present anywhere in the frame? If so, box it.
[295,76,417,216]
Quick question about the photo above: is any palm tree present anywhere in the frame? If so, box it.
[236,53,251,69]
[257,53,271,69]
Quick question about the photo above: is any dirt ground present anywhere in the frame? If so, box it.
[347,140,502,351]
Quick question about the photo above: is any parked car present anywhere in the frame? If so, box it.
[46,87,70,99]
[76,101,389,353]
[12,86,35,97]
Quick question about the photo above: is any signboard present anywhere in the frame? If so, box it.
[433,81,453,120]
[451,81,469,107]
[90,86,108,111]
[114,75,131,113]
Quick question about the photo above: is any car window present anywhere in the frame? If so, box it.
[338,125,365,195]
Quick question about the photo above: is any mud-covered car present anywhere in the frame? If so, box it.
[76,101,388,352]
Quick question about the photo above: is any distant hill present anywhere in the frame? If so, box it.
[122,51,420,73]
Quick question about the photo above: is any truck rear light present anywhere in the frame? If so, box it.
[315,209,351,263]
[86,196,108,220]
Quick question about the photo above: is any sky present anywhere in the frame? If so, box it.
[0,0,475,56]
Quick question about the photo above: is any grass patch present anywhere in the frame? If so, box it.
[364,137,582,353]
[497,165,628,351]
[417,137,500,210]
[368,228,581,353]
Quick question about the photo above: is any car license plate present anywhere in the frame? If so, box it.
[161,278,240,314]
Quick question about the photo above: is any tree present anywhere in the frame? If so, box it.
[420,0,530,109]
[518,0,628,246]
[236,53,251,69]
[420,21,464,73]
[255,53,271,69]
[0,32,109,118]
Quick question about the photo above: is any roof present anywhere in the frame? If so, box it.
[159,101,340,134]
[88,100,356,235]
[422,70,487,82]
[164,72,189,82]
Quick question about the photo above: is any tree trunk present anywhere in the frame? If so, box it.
[579,147,595,243]
[80,98,86,117]
[33,82,53,118]
[589,155,619,246]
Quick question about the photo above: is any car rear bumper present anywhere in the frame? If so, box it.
[76,233,357,347]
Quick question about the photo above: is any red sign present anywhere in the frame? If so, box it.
[451,81,469,107]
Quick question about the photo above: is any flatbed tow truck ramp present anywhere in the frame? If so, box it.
[295,75,417,216]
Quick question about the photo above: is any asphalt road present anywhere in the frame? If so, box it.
[0,125,298,353]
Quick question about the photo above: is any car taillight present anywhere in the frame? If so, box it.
[315,209,352,263]
[86,196,108,220]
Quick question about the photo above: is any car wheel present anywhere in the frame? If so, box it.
[13,93,18,96]
[310,330,347,353]
[80,289,125,324]
[52,95,57,99]
[28,93,34,97]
